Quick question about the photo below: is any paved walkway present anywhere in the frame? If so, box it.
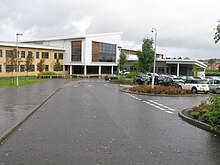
[0,79,72,143]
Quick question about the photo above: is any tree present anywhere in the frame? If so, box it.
[4,49,18,84]
[208,58,219,64]
[4,49,17,73]
[25,51,34,77]
[54,57,61,72]
[37,59,45,74]
[214,20,220,44]
[119,53,127,72]
[134,38,154,73]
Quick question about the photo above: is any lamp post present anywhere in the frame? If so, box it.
[117,46,122,79]
[151,28,157,88]
[16,33,23,87]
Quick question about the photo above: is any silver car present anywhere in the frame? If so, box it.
[207,79,220,93]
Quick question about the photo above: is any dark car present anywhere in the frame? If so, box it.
[159,77,183,88]
[134,74,150,85]
[147,73,159,85]
[104,74,118,81]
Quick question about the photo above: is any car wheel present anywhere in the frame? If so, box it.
[191,87,197,94]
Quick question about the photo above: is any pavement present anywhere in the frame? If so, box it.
[0,79,72,143]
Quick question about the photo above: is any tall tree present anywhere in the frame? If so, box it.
[134,38,154,73]
[119,53,127,72]
[214,20,220,44]
[37,59,45,74]
[25,51,34,77]
[54,57,61,72]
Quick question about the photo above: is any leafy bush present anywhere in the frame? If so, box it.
[111,78,134,85]
[191,111,200,119]
[41,72,57,75]
[203,95,220,129]
[190,94,220,129]
[130,86,192,95]
[205,71,220,76]
[125,72,141,78]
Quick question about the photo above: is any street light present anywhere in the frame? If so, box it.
[117,46,122,77]
[16,33,23,87]
[151,28,157,88]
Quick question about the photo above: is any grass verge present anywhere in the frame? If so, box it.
[0,79,45,88]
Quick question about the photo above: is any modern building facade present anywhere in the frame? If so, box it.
[0,33,122,77]
[122,49,207,76]
[0,42,66,77]
[24,32,122,75]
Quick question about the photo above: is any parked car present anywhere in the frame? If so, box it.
[207,79,220,93]
[134,74,150,85]
[179,79,209,93]
[104,74,118,81]
[157,74,169,84]
[147,73,159,85]
[159,77,184,88]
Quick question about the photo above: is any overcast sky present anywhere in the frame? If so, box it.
[0,0,219,59]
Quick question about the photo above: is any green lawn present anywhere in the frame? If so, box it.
[0,79,45,88]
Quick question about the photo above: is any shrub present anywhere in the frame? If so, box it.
[191,111,200,119]
[111,79,134,85]
[190,94,220,129]
[130,86,192,95]
[202,95,220,129]
[41,72,57,75]
[125,72,141,78]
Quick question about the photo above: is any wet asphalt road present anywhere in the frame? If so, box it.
[0,80,219,165]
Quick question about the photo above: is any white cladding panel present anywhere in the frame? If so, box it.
[41,40,71,64]
[39,33,121,66]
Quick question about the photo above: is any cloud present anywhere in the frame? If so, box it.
[0,0,219,59]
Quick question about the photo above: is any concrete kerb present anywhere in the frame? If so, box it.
[0,87,62,144]
[178,109,220,135]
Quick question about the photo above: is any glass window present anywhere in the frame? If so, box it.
[42,52,49,59]
[36,52,39,59]
[71,41,82,61]
[20,65,25,72]
[65,65,69,71]
[54,53,57,59]
[98,42,116,62]
[54,65,63,71]
[6,65,13,72]
[29,65,35,72]
[45,65,49,71]
[6,50,14,58]
[0,65,1,72]
[58,53,63,59]
[0,49,2,57]
[21,51,25,58]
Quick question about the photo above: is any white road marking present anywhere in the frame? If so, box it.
[148,100,176,111]
[126,93,175,115]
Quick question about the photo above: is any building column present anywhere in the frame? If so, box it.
[177,63,180,76]
[84,65,87,75]
[111,66,114,74]
[70,65,72,78]
[99,66,101,75]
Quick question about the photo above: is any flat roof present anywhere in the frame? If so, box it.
[23,32,122,42]
[0,41,64,50]
[157,58,207,68]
